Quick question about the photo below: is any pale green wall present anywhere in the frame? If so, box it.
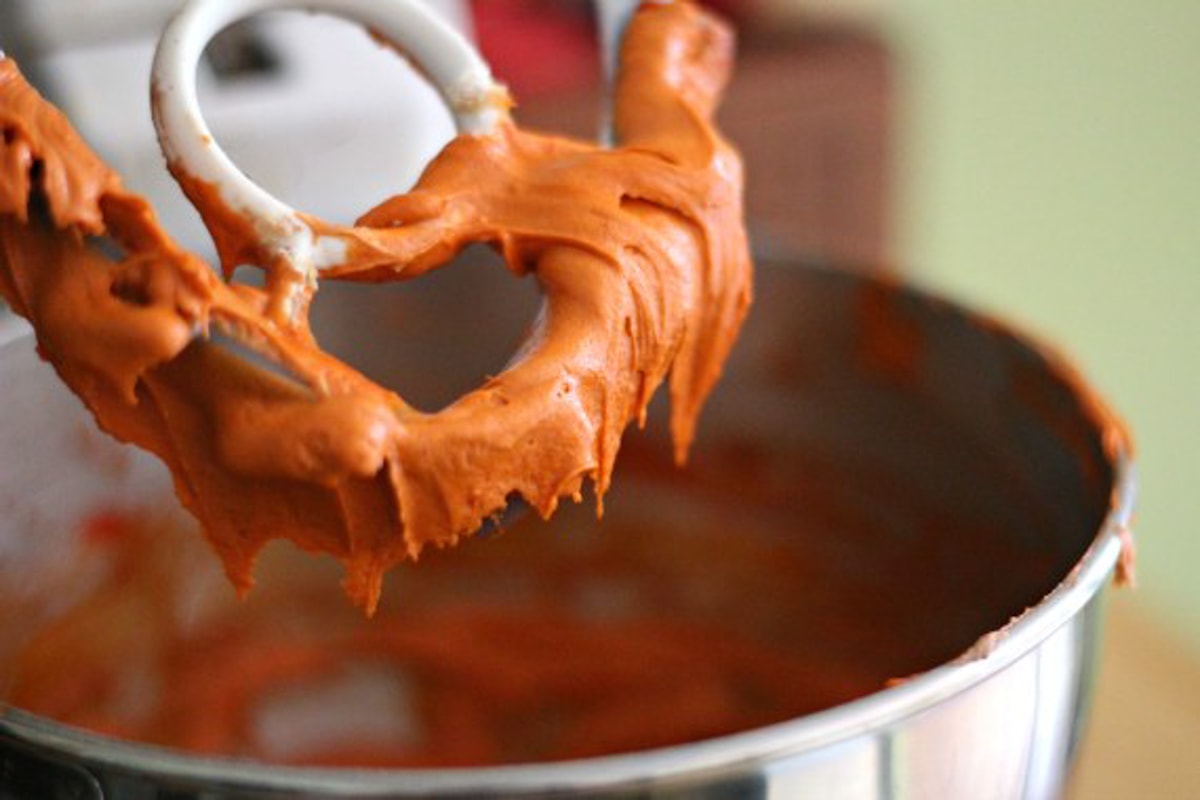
[887,1,1200,653]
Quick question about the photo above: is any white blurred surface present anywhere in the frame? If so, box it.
[17,1,466,257]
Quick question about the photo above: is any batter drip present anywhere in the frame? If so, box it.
[0,2,752,612]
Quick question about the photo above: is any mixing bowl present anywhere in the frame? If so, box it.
[0,255,1133,798]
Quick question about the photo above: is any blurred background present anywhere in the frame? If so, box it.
[1,0,1196,795]
[885,5,1200,794]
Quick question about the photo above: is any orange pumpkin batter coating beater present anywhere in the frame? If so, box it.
[0,2,751,613]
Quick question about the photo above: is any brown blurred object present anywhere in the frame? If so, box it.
[721,28,890,266]
[505,15,891,267]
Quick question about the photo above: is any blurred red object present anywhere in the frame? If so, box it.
[470,1,758,98]
[470,1,599,98]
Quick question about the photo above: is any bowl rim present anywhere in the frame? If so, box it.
[0,265,1136,796]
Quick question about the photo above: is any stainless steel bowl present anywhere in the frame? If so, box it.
[0,256,1134,799]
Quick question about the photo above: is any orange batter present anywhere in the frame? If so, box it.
[0,2,752,613]
[6,508,853,766]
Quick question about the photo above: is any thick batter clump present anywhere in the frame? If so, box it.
[0,2,752,612]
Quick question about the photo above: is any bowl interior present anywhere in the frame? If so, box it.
[0,257,1116,767]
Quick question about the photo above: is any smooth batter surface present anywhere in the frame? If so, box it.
[0,2,752,612]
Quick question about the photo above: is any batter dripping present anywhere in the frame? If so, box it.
[0,2,752,612]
